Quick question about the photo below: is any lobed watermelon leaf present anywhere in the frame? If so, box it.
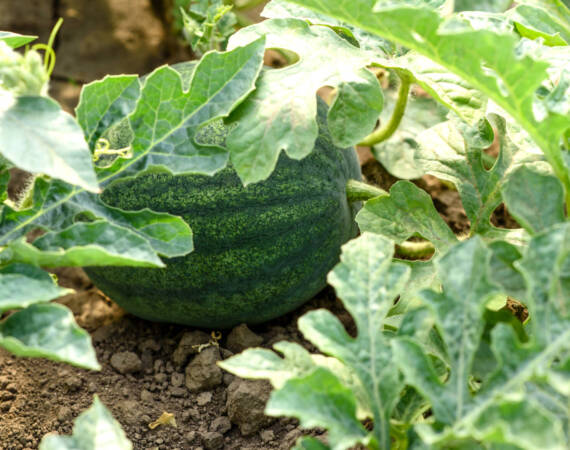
[286,0,570,197]
[0,96,100,193]
[0,263,73,311]
[0,303,100,370]
[226,18,384,184]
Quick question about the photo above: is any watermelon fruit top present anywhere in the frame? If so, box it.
[85,97,362,329]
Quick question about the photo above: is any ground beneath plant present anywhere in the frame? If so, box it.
[0,2,520,449]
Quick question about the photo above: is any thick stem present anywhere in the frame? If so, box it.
[359,73,411,147]
[346,179,388,202]
[396,240,435,259]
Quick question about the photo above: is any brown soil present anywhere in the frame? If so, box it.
[0,2,523,449]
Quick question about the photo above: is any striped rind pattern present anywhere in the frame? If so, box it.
[85,99,361,328]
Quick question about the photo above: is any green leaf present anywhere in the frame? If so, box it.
[356,180,458,253]
[516,222,570,342]
[39,396,132,450]
[0,167,9,205]
[5,221,165,268]
[488,240,526,300]
[454,0,511,12]
[0,303,100,370]
[286,0,570,202]
[0,31,37,48]
[510,3,570,45]
[219,341,320,389]
[502,165,565,234]
[0,178,192,265]
[262,0,396,55]
[395,237,501,425]
[0,263,72,312]
[415,115,528,236]
[372,90,449,179]
[0,96,100,192]
[219,341,373,420]
[266,368,369,450]
[76,75,140,150]
[226,18,383,184]
[95,38,266,183]
[292,437,330,450]
[472,397,566,449]
[300,233,409,449]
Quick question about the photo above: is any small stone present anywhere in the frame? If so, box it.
[57,406,73,422]
[169,387,187,397]
[172,330,210,367]
[138,338,160,353]
[154,373,168,383]
[185,347,223,392]
[171,372,184,388]
[154,359,164,373]
[185,431,197,444]
[260,430,275,443]
[5,383,18,393]
[110,351,142,374]
[201,431,224,450]
[140,389,153,403]
[222,373,235,386]
[115,400,141,425]
[227,379,274,435]
[284,429,303,447]
[87,382,97,393]
[196,391,212,406]
[155,438,164,444]
[225,324,263,354]
[210,416,231,434]
[182,408,200,422]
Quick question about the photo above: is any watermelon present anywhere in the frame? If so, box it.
[85,98,361,329]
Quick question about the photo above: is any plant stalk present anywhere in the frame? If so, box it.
[359,73,411,147]
[346,179,388,202]
[396,240,435,259]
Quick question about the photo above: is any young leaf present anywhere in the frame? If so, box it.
[95,37,266,183]
[76,75,140,150]
[0,263,73,311]
[502,165,565,234]
[356,180,458,253]
[266,368,369,450]
[226,18,383,184]
[298,233,409,449]
[287,0,570,196]
[39,396,132,450]
[0,31,36,48]
[0,96,100,192]
[0,303,100,370]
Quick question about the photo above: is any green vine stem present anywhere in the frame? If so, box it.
[346,179,388,202]
[396,240,435,259]
[359,72,411,147]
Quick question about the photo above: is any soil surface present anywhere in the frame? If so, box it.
[1,2,521,449]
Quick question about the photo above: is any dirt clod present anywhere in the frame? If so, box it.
[227,379,275,436]
[185,347,223,392]
[211,416,232,434]
[226,324,264,353]
[201,431,225,449]
[172,330,211,367]
[110,351,142,374]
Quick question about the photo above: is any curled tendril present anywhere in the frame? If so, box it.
[30,44,56,77]
[93,138,133,166]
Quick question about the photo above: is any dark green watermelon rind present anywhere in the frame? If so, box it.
[85,98,361,328]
